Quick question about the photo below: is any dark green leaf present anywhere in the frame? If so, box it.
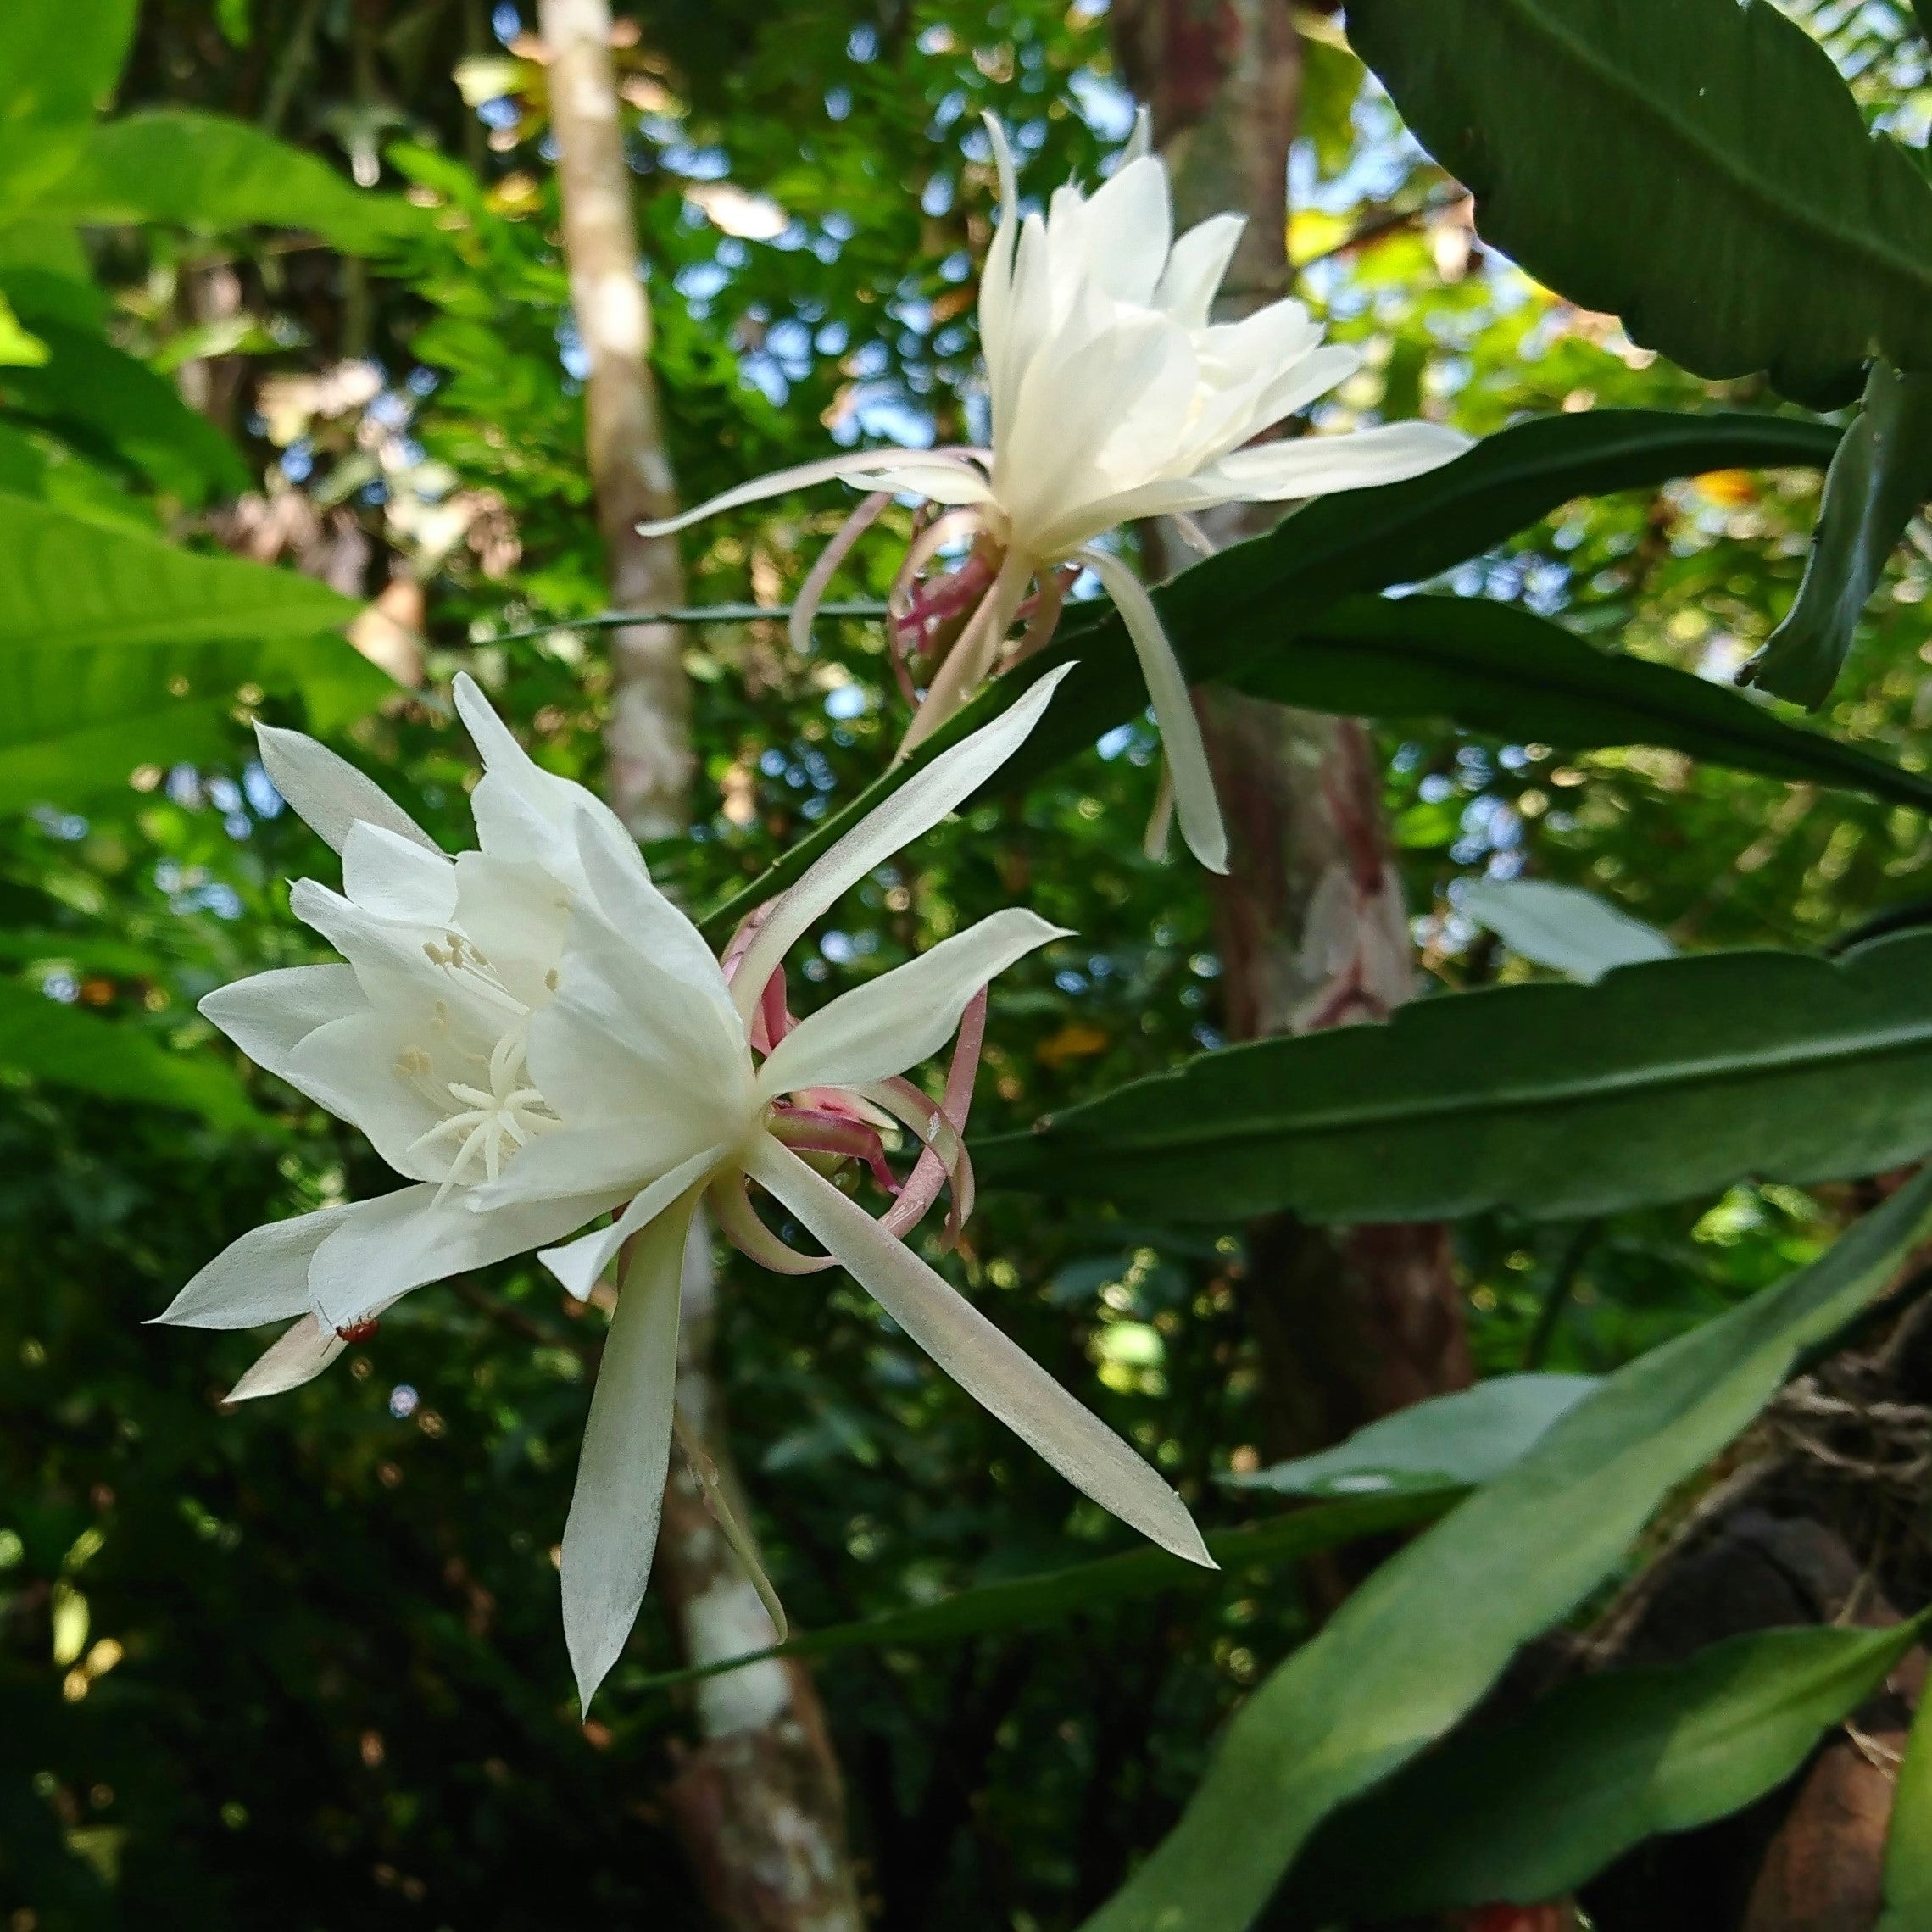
[0,978,260,1129]
[1742,359,1932,706]
[699,410,1840,941]
[630,1490,1450,1694]
[1078,1167,1932,1932]
[1293,1619,1928,1921]
[1347,0,1932,407]
[40,112,426,253]
[1879,1668,1932,1931]
[1232,593,1932,811]
[975,932,1932,1223]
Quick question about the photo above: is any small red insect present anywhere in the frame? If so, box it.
[334,1319,380,1344]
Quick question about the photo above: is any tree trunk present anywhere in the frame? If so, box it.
[537,7,865,1926]
[1112,0,1473,1477]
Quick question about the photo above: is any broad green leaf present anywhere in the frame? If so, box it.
[0,0,137,209]
[1879,1671,1932,1932]
[974,932,1932,1224]
[39,112,426,253]
[1742,359,1932,706]
[1228,593,1932,812]
[1347,0,1932,409]
[1226,1374,1600,1500]
[0,313,248,504]
[698,410,1841,940]
[1078,1166,1932,1932]
[0,422,156,530]
[1291,1618,1930,1923]
[1459,878,1676,983]
[631,1491,1450,1695]
[0,978,259,1130]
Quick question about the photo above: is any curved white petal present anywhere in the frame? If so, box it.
[759,909,1066,1100]
[1155,212,1245,327]
[635,448,992,538]
[1077,546,1227,874]
[306,1183,620,1329]
[729,662,1076,1024]
[571,804,735,1011]
[254,721,439,855]
[1200,420,1473,501]
[198,964,367,1083]
[225,1313,346,1402]
[154,1202,354,1329]
[342,820,458,924]
[560,1196,697,1713]
[465,1116,717,1211]
[1123,103,1153,164]
[1073,153,1172,307]
[749,1136,1211,1568]
[538,1142,729,1301]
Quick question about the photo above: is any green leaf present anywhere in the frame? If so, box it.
[974,932,1932,1224]
[39,112,426,253]
[0,312,248,504]
[1459,878,1676,983]
[0,0,138,209]
[1879,1667,1932,1932]
[0,289,46,367]
[1292,1618,1930,1922]
[630,1489,1450,1695]
[1229,593,1932,812]
[0,978,259,1130]
[1227,1373,1601,1500]
[1346,0,1932,408]
[1741,359,1932,707]
[698,410,1841,941]
[1077,1166,1932,1932]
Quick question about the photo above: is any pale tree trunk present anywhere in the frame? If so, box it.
[1113,0,1473,1479]
[537,7,866,1926]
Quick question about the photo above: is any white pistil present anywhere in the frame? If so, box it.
[405,1021,560,1199]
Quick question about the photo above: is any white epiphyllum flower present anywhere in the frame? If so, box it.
[641,113,1469,872]
[159,670,1211,1708]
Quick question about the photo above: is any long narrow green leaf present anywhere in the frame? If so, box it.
[1079,1166,1932,1932]
[629,1489,1449,1694]
[1232,593,1932,810]
[699,410,1839,939]
[1879,1674,1932,1932]
[0,978,259,1130]
[1348,0,1932,408]
[1291,1618,1929,1921]
[975,932,1932,1224]
[1743,359,1932,707]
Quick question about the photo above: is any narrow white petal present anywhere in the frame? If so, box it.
[759,909,1066,1099]
[635,448,991,537]
[561,1198,696,1712]
[539,1143,730,1301]
[1077,153,1172,306]
[467,1119,717,1211]
[198,964,367,1083]
[749,1136,1211,1567]
[1123,103,1153,163]
[571,804,736,1011]
[1155,212,1245,326]
[1077,546,1227,874]
[342,820,459,924]
[729,663,1077,1023]
[1201,420,1473,501]
[225,1313,346,1401]
[154,1202,354,1329]
[254,721,439,855]
[307,1183,621,1329]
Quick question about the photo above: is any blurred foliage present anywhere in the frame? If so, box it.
[5,1,1932,1929]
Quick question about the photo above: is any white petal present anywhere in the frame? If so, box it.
[538,1143,728,1301]
[758,909,1066,1099]
[1073,153,1172,306]
[198,964,367,1083]
[449,849,575,1009]
[342,820,459,924]
[254,721,439,855]
[225,1313,345,1401]
[286,1009,464,1180]
[635,448,993,538]
[154,1202,354,1328]
[749,1136,1212,1568]
[729,662,1077,1024]
[1122,103,1153,164]
[1077,546,1227,873]
[560,1197,696,1712]
[1155,213,1245,327]
[571,804,735,1012]
[465,1117,718,1210]
[1200,420,1473,501]
[307,1183,621,1329]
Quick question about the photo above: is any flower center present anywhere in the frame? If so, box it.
[402,1021,562,1197]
